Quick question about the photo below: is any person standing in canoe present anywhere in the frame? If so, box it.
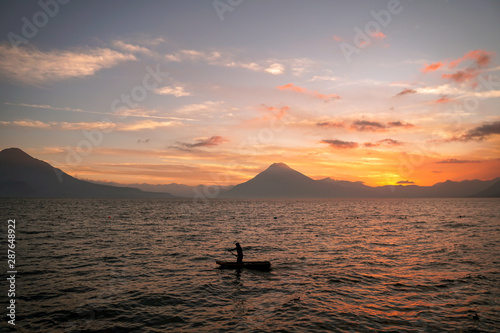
[228,242,243,264]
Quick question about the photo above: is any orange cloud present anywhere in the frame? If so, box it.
[333,35,343,42]
[277,83,307,93]
[421,61,444,73]
[432,96,453,104]
[371,32,387,39]
[422,50,494,86]
[259,104,289,120]
[276,83,340,102]
[442,68,479,84]
[448,49,493,68]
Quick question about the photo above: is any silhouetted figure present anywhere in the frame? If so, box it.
[472,312,479,321]
[228,242,243,264]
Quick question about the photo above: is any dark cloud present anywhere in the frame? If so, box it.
[387,121,414,128]
[179,136,229,148]
[395,88,417,97]
[436,159,481,164]
[321,139,359,149]
[363,138,404,147]
[137,138,150,144]
[350,120,386,132]
[442,68,478,84]
[316,121,344,128]
[397,180,415,185]
[433,121,500,142]
[462,121,500,141]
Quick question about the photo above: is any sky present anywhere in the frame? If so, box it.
[0,0,499,187]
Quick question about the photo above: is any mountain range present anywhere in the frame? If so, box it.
[220,162,500,198]
[0,148,499,198]
[0,148,175,198]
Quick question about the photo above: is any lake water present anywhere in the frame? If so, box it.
[1,198,499,332]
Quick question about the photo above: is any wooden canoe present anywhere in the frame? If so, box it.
[215,260,271,271]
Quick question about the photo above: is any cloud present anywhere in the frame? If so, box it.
[164,48,285,75]
[4,102,84,112]
[277,83,340,102]
[0,44,136,85]
[415,84,466,96]
[421,61,444,73]
[0,119,51,129]
[259,105,288,120]
[349,120,414,132]
[432,96,453,104]
[436,159,481,164]
[442,68,478,84]
[350,120,387,132]
[113,41,153,56]
[473,90,500,98]
[316,121,345,128]
[460,121,500,141]
[309,75,339,82]
[448,49,493,68]
[395,88,417,97]
[438,121,500,142]
[397,180,415,185]
[154,86,191,97]
[421,50,495,86]
[165,49,222,63]
[333,35,343,42]
[265,63,285,75]
[4,102,191,121]
[120,120,181,131]
[321,139,359,149]
[371,32,387,39]
[0,119,182,131]
[363,139,404,147]
[178,136,229,148]
[387,121,415,128]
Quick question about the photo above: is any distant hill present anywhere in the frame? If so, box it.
[0,148,176,198]
[219,162,500,199]
[219,163,337,198]
[475,179,500,197]
[87,180,233,198]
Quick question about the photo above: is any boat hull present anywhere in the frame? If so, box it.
[215,260,271,271]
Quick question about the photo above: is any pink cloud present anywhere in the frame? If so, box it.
[276,83,340,102]
[449,49,493,68]
[277,83,307,94]
[432,96,453,104]
[421,61,444,73]
[333,35,343,42]
[422,50,495,86]
[371,32,387,39]
[259,104,289,120]
[442,69,478,84]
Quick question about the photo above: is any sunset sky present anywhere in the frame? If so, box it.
[1,0,499,187]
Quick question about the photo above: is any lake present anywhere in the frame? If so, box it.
[1,198,499,332]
